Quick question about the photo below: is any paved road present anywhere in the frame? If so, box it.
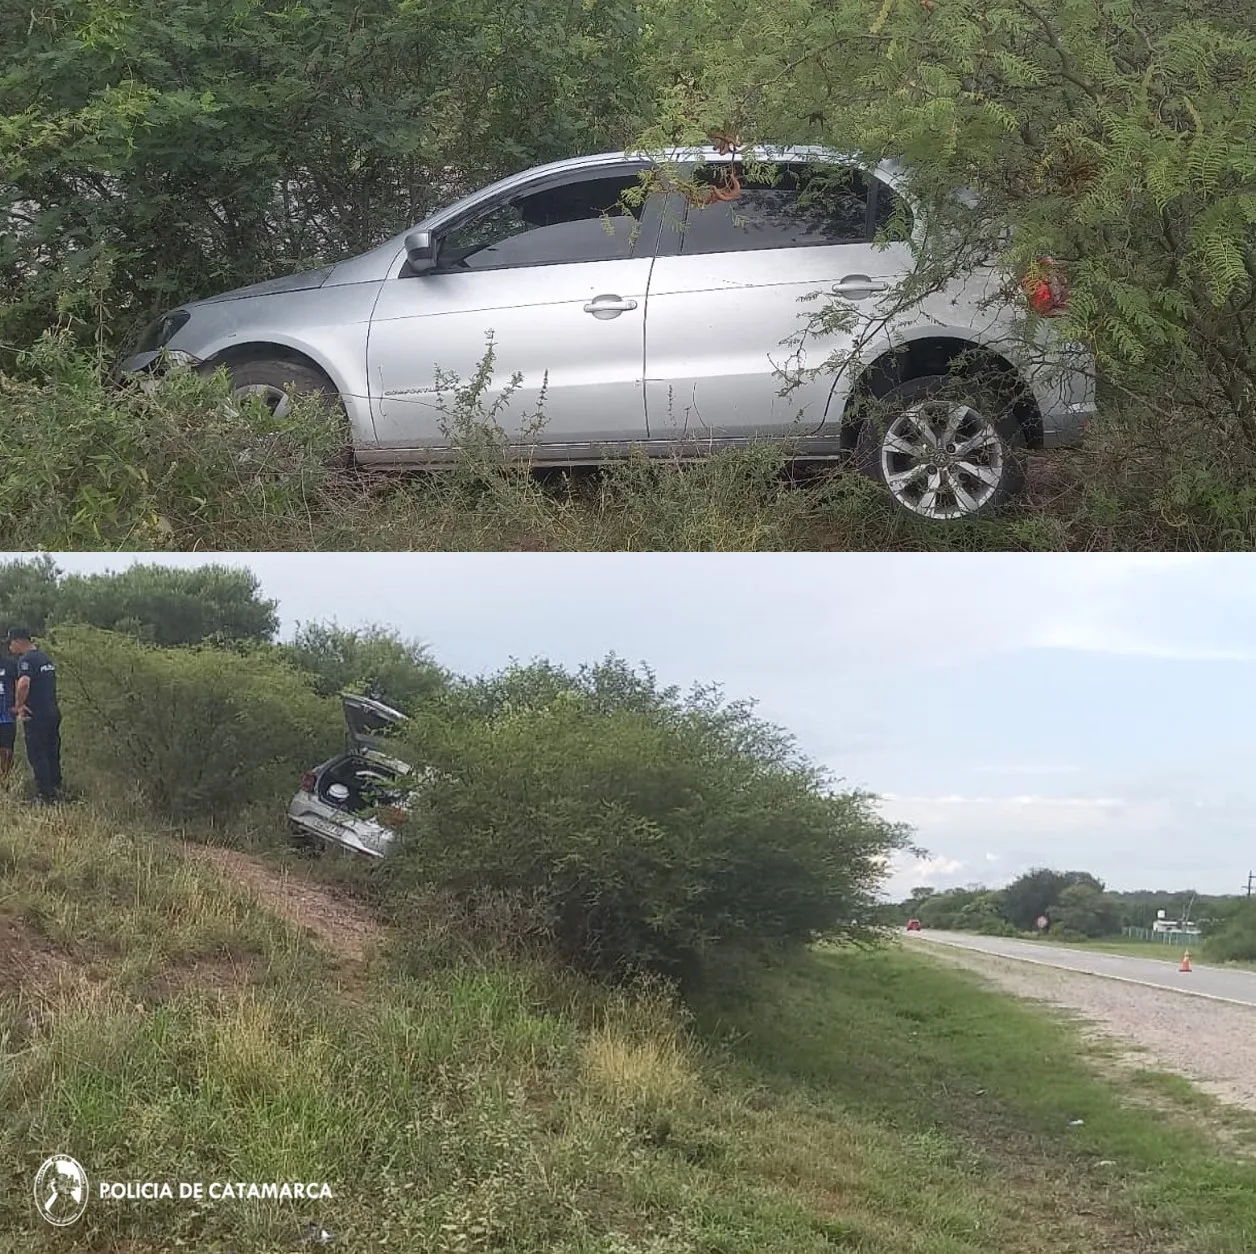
[908,931,1256,1007]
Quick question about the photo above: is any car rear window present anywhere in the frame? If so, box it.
[670,164,911,255]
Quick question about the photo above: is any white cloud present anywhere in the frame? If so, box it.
[1029,620,1253,662]
[893,854,965,886]
[972,762,1083,776]
[879,791,1129,809]
[875,791,1172,838]
[1014,554,1256,663]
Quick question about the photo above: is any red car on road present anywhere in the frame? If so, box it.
[906,919,922,932]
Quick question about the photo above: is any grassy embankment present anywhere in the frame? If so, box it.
[3,798,1256,1253]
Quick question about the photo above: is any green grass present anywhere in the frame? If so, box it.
[0,344,1036,552]
[1038,935,1199,960]
[6,337,1255,551]
[3,798,1256,1252]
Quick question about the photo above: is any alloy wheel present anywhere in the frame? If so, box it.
[878,401,1006,521]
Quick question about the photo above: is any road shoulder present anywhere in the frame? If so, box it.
[915,940,1256,1131]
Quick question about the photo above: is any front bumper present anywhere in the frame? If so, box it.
[118,348,204,373]
[115,349,203,388]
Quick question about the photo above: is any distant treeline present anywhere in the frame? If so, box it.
[890,869,1256,962]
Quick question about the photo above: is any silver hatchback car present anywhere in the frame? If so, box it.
[288,693,413,858]
[121,145,1096,521]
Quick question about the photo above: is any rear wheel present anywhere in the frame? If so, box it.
[222,358,354,469]
[288,822,325,857]
[855,374,1028,522]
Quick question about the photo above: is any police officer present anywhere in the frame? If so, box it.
[8,627,61,804]
[0,640,16,784]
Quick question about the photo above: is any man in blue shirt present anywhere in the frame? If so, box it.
[0,642,16,784]
[8,627,61,804]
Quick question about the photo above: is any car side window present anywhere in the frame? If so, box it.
[675,163,876,255]
[439,175,648,271]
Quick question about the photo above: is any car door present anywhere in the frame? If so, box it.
[367,166,662,452]
[643,161,915,443]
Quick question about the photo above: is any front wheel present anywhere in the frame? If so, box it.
[855,374,1028,522]
[223,358,354,469]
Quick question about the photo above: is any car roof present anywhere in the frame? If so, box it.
[420,147,909,231]
[513,146,904,175]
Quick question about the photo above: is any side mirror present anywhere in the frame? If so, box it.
[404,229,437,273]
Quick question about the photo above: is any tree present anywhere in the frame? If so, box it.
[899,885,936,921]
[638,0,1256,522]
[646,0,1254,405]
[1001,868,1105,932]
[0,555,59,634]
[956,890,1009,931]
[914,886,980,929]
[0,0,651,364]
[280,622,448,710]
[392,656,912,983]
[53,564,278,645]
[53,624,339,820]
[1052,883,1121,938]
[1203,903,1256,962]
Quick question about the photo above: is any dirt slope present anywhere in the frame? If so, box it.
[181,843,383,962]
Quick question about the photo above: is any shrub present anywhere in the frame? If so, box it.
[0,335,345,548]
[54,563,279,645]
[390,658,910,983]
[973,917,1019,937]
[52,625,340,820]
[0,554,279,645]
[0,554,58,633]
[1047,926,1088,943]
[1203,907,1256,963]
[279,623,448,708]
[0,0,649,363]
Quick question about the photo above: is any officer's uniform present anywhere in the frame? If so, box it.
[0,656,16,756]
[17,647,61,801]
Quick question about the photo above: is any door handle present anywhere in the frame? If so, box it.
[831,275,892,296]
[583,295,638,319]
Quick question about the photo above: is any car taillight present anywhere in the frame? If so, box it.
[1022,256,1068,315]
[301,771,316,793]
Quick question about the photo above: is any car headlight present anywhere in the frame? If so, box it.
[135,309,191,354]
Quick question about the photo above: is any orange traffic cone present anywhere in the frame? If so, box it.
[1179,951,1192,973]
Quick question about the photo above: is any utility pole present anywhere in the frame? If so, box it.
[1246,871,1254,899]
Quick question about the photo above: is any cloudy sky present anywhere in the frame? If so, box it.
[11,551,1255,899]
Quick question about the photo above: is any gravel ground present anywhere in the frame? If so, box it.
[922,944,1256,1113]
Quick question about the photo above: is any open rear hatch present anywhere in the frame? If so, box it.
[341,692,413,774]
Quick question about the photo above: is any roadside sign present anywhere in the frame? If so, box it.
[1035,915,1049,930]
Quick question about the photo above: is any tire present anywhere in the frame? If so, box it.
[855,373,1028,522]
[288,822,324,857]
[223,358,354,469]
